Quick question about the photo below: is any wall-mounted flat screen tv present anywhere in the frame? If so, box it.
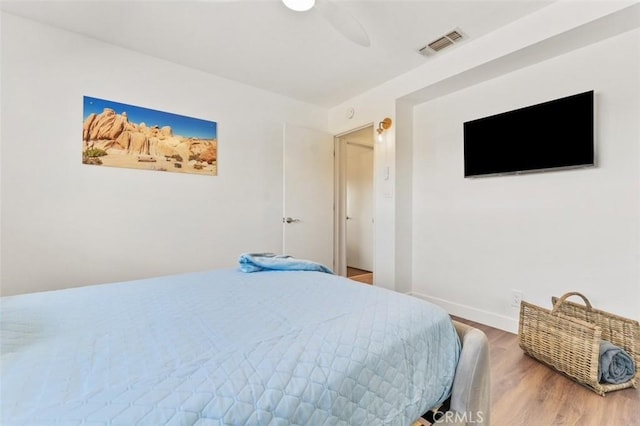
[463,90,594,178]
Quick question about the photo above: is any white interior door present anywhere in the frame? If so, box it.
[283,123,334,269]
[346,142,374,271]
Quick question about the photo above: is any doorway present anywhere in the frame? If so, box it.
[335,125,375,283]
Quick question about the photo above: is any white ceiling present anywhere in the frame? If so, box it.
[0,0,553,107]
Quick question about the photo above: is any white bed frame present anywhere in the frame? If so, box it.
[424,321,491,425]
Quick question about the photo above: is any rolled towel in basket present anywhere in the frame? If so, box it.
[598,340,636,384]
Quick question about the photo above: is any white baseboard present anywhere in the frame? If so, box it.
[409,291,519,334]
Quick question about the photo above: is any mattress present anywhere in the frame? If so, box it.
[1,269,460,425]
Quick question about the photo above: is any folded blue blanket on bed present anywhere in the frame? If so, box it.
[238,252,334,274]
[599,340,636,384]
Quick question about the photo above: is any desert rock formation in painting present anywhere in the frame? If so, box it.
[82,108,217,175]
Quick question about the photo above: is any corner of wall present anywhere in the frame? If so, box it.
[410,291,519,334]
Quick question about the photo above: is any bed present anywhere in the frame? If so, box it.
[1,268,490,425]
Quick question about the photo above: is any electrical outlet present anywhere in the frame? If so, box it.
[511,290,524,308]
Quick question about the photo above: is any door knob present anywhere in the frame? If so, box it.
[284,217,301,223]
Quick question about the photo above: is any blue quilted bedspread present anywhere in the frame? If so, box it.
[1,269,460,425]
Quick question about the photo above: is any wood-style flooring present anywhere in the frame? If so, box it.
[347,266,373,285]
[451,316,640,426]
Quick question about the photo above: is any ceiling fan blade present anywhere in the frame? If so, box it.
[315,0,370,47]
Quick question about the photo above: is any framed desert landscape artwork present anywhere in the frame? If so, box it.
[82,96,218,176]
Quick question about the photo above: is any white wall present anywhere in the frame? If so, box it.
[328,2,640,330]
[0,13,327,296]
[329,2,638,296]
[412,29,640,331]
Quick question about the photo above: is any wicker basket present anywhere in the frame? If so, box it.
[518,291,640,396]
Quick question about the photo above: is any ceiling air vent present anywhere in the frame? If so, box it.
[419,30,465,56]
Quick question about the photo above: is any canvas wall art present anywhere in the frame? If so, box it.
[82,96,218,176]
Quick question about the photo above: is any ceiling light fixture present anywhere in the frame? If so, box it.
[376,117,392,142]
[282,0,315,12]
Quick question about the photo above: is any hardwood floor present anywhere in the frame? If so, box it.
[349,273,373,285]
[346,266,371,276]
[453,316,640,426]
[347,266,373,285]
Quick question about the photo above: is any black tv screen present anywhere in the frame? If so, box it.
[463,91,594,177]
